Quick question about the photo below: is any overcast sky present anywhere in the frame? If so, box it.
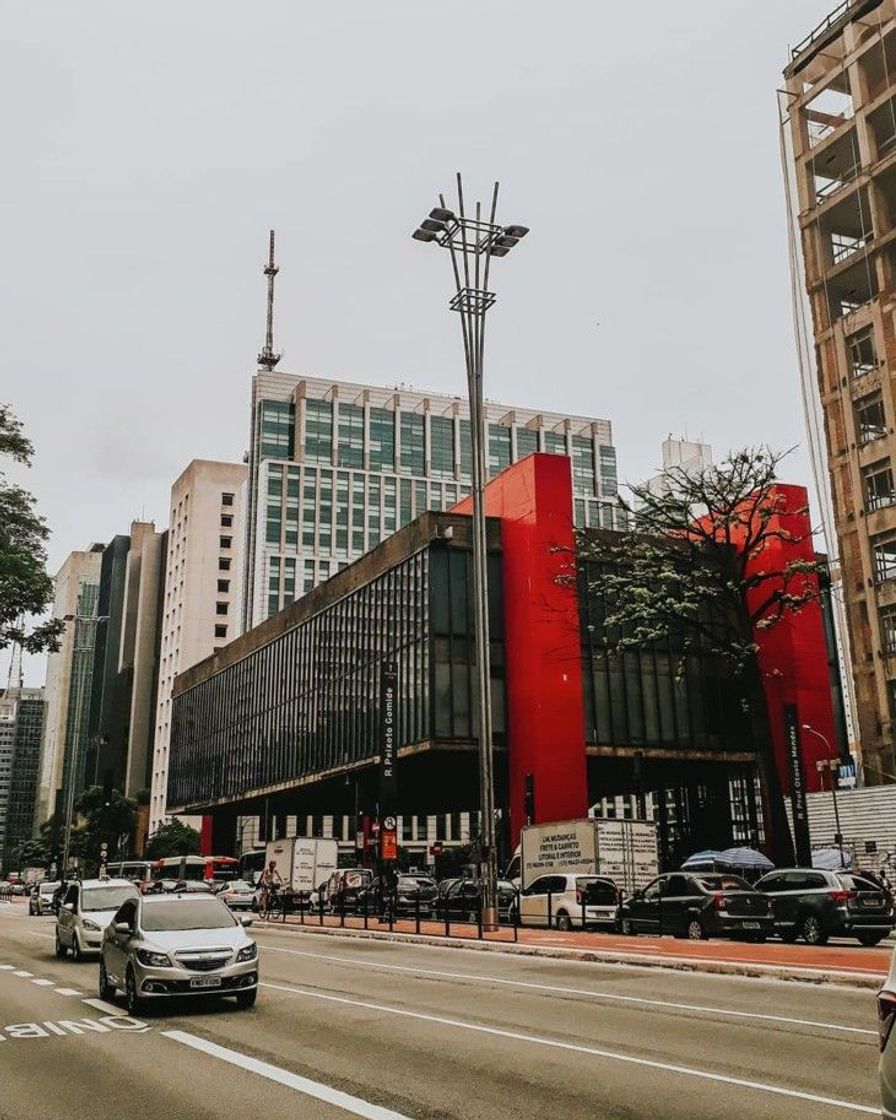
[1,0,833,685]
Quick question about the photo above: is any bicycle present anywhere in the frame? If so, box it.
[259,885,283,921]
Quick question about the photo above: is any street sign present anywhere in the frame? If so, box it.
[355,831,365,851]
[783,704,812,866]
[839,761,857,789]
[380,828,398,862]
[379,662,398,818]
[384,816,396,831]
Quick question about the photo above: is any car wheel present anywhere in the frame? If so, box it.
[621,917,636,936]
[98,957,115,1001]
[555,912,573,932]
[779,928,799,944]
[125,968,145,1016]
[686,917,707,941]
[799,914,828,946]
[236,988,257,1010]
[857,932,885,947]
[54,930,67,959]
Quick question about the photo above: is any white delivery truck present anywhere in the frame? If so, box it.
[512,818,659,895]
[264,837,339,895]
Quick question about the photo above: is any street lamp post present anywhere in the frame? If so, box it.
[413,174,529,929]
[802,723,845,868]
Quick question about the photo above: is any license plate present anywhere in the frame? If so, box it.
[189,976,222,989]
[742,921,760,929]
[862,899,879,908]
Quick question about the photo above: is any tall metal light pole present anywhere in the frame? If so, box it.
[412,174,529,929]
[802,723,846,868]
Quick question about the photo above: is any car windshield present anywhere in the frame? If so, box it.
[39,882,60,896]
[141,898,236,931]
[840,874,884,892]
[225,880,253,891]
[694,875,752,892]
[81,885,139,912]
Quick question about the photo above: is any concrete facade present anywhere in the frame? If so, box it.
[149,459,247,833]
[783,0,896,785]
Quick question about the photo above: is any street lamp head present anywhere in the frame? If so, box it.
[429,207,455,223]
[412,228,438,243]
[503,224,529,239]
[495,234,519,249]
[489,246,510,258]
[802,723,813,731]
[421,218,447,233]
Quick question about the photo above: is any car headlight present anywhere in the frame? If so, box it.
[136,949,171,967]
[81,919,100,932]
[236,942,257,962]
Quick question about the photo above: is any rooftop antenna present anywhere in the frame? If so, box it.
[257,229,281,371]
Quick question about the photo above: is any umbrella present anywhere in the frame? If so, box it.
[717,847,775,873]
[812,848,852,870]
[681,850,723,870]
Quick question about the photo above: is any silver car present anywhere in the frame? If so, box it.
[880,950,896,1117]
[29,881,60,916]
[55,879,140,959]
[99,892,259,1014]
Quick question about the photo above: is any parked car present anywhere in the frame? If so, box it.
[55,878,141,959]
[29,880,60,916]
[355,874,439,916]
[217,879,256,911]
[440,878,518,922]
[619,872,772,941]
[518,873,621,931]
[755,868,894,946]
[879,950,896,1117]
[323,868,373,912]
[99,891,258,1014]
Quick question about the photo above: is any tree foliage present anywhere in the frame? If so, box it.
[72,786,138,868]
[574,447,825,864]
[0,404,64,653]
[144,820,201,860]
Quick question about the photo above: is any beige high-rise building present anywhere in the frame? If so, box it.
[35,546,104,829]
[149,460,247,833]
[782,0,896,783]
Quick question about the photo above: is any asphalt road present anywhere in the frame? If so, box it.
[0,902,883,1119]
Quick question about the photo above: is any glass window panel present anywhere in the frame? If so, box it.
[304,399,333,464]
[430,415,455,479]
[400,413,424,475]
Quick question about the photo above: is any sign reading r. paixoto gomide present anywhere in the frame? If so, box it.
[379,661,398,821]
[784,703,812,866]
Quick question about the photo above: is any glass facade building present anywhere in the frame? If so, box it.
[242,374,623,631]
[0,690,45,868]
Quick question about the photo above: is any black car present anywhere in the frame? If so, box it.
[440,878,518,923]
[619,872,772,942]
[754,868,894,946]
[357,874,439,916]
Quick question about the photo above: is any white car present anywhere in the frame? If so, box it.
[55,878,140,960]
[517,873,620,931]
[879,951,896,1117]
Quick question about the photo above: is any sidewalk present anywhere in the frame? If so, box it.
[257,910,893,989]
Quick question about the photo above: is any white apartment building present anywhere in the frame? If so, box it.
[35,546,104,829]
[242,372,623,630]
[149,460,247,833]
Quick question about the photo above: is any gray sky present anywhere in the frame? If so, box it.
[1,0,832,685]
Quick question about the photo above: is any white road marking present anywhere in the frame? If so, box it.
[162,1029,414,1119]
[255,942,877,1038]
[13,970,32,978]
[81,998,121,1016]
[260,981,877,1115]
[54,989,82,997]
[30,979,54,987]
[0,965,14,970]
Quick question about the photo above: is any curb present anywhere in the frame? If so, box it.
[254,920,885,990]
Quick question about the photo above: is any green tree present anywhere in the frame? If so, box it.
[144,820,201,860]
[73,786,138,870]
[0,404,64,653]
[573,447,824,866]
[10,837,51,872]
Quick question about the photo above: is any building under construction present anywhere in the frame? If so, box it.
[781,0,896,786]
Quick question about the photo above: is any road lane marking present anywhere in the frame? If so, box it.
[30,979,54,987]
[0,965,13,970]
[82,998,122,1016]
[260,981,877,1115]
[13,970,32,977]
[54,989,82,996]
[255,942,877,1038]
[162,1029,414,1119]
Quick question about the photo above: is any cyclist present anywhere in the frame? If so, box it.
[258,860,283,917]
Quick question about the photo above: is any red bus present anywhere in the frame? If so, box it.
[151,855,240,884]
